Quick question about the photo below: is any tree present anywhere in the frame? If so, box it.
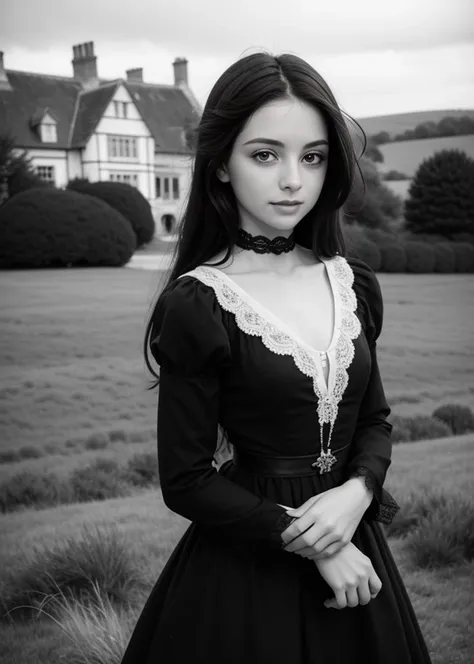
[0,131,47,203]
[370,131,391,145]
[344,157,403,230]
[404,149,474,237]
[364,139,384,163]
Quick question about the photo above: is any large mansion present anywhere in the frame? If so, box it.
[0,41,201,235]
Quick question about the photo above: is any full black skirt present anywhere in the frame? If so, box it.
[121,462,432,664]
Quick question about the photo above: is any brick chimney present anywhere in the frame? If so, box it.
[173,58,188,86]
[0,52,12,92]
[72,41,99,90]
[126,67,143,82]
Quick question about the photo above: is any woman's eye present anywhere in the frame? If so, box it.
[253,151,275,163]
[303,152,324,165]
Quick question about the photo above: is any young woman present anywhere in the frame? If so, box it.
[121,52,432,664]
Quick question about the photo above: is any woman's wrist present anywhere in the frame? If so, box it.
[343,477,373,511]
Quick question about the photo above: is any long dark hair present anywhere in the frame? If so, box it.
[143,51,366,389]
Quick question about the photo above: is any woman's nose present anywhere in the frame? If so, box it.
[278,161,303,191]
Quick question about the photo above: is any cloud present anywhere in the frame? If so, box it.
[1,0,473,56]
[1,0,473,116]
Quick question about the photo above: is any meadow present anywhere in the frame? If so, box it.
[0,265,473,663]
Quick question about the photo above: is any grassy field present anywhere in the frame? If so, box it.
[0,266,473,663]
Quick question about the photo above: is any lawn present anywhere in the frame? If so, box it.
[0,266,473,663]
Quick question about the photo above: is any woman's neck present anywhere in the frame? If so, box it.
[232,244,319,276]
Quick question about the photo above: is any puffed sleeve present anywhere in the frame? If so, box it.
[150,276,294,549]
[346,258,400,525]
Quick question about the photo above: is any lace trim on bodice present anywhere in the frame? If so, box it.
[179,256,361,466]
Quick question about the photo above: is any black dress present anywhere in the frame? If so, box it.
[121,255,432,664]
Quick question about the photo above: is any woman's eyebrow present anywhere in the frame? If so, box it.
[243,138,328,148]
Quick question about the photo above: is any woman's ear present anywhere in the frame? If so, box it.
[216,165,230,183]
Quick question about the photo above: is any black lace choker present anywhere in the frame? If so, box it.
[235,228,296,255]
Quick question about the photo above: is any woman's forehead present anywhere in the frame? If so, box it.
[237,98,328,145]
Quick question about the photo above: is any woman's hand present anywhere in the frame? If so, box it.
[280,478,373,559]
[314,541,382,610]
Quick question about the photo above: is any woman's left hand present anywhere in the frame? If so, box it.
[280,479,373,559]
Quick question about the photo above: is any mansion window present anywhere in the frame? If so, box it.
[155,176,180,200]
[109,172,138,187]
[35,166,55,183]
[113,101,128,118]
[107,135,138,159]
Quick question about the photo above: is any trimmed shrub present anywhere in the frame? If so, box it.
[403,241,436,273]
[343,224,382,271]
[404,149,474,236]
[344,157,403,230]
[0,188,136,269]
[349,239,381,271]
[379,243,407,273]
[432,242,456,273]
[70,459,130,502]
[406,496,474,568]
[67,180,155,248]
[432,404,474,435]
[451,241,474,273]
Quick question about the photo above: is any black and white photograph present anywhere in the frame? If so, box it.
[0,1,473,662]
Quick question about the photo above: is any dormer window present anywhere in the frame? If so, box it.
[30,108,58,143]
[40,122,57,143]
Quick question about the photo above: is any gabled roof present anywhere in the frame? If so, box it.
[125,81,198,153]
[0,69,199,154]
[0,71,81,149]
[30,106,60,127]
[70,82,119,147]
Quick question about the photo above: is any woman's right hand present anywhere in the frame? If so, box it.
[313,541,382,610]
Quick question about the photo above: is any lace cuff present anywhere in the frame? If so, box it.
[350,466,400,525]
[275,512,296,531]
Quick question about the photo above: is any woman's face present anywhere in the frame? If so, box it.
[217,96,329,238]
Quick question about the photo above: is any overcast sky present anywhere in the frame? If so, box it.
[1,0,473,117]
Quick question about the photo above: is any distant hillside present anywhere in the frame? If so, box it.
[378,134,474,178]
[356,109,474,139]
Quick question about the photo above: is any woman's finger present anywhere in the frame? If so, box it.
[283,521,332,552]
[281,512,322,546]
[357,579,371,606]
[309,531,342,555]
[346,587,359,608]
[335,588,347,610]
[368,573,382,598]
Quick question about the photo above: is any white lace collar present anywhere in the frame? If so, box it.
[178,255,361,462]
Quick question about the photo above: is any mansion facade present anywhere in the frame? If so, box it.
[0,41,201,235]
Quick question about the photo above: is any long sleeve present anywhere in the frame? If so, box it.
[150,276,293,549]
[346,258,400,525]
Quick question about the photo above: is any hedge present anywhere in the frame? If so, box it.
[0,188,136,268]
